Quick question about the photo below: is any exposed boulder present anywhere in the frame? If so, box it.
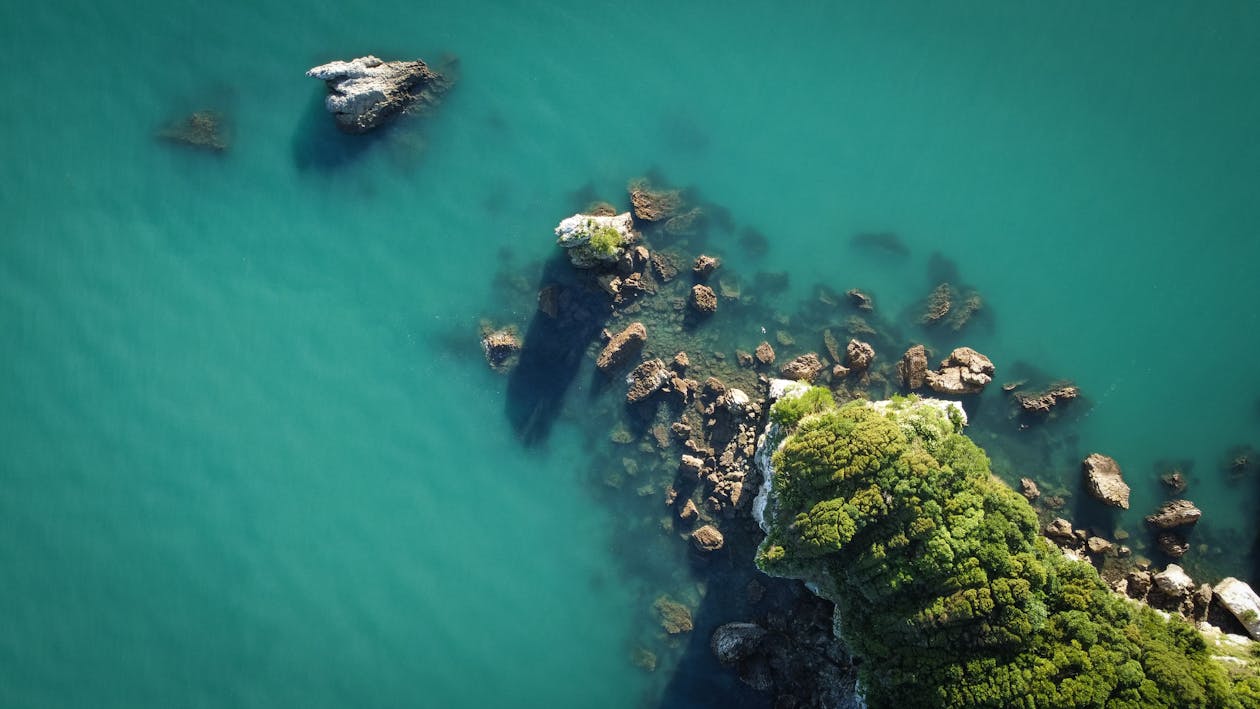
[596,322,647,372]
[1015,385,1080,414]
[693,255,720,278]
[671,351,690,372]
[691,524,725,552]
[680,455,705,478]
[711,623,768,665]
[1019,477,1041,501]
[480,327,519,370]
[1153,564,1194,597]
[1086,537,1113,555]
[626,359,670,403]
[1082,453,1130,509]
[925,347,994,395]
[1214,578,1260,640]
[754,342,776,366]
[679,499,699,521]
[845,339,875,372]
[897,344,928,390]
[1044,517,1075,542]
[554,212,636,269]
[1144,500,1202,530]
[306,56,450,133]
[779,353,824,382]
[1125,570,1153,600]
[690,284,718,313]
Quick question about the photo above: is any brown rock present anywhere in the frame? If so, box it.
[1161,471,1188,494]
[629,180,682,222]
[736,350,754,368]
[1082,453,1130,509]
[653,595,693,634]
[920,282,952,324]
[693,255,720,278]
[1044,517,1075,541]
[1145,499,1202,530]
[690,284,718,314]
[1126,570,1153,599]
[832,365,850,379]
[898,344,929,390]
[779,353,825,382]
[1016,385,1080,414]
[626,359,671,403]
[596,322,647,372]
[1087,537,1113,555]
[925,347,995,395]
[650,252,679,282]
[1019,477,1041,501]
[671,351,690,372]
[845,339,875,371]
[754,341,775,366]
[680,455,705,478]
[691,524,725,552]
[822,329,842,363]
[537,285,559,318]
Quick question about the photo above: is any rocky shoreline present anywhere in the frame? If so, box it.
[481,177,1259,706]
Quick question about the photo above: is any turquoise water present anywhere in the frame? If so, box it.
[3,1,1260,707]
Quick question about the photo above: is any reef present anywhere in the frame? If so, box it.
[753,388,1260,707]
[306,55,451,133]
[157,111,228,151]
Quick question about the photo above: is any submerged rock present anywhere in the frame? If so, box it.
[158,111,228,151]
[1016,385,1080,414]
[846,288,874,311]
[693,254,720,278]
[596,322,647,372]
[925,347,994,395]
[897,344,929,390]
[653,595,694,634]
[306,56,449,133]
[1082,453,1130,509]
[1145,499,1202,530]
[628,179,682,222]
[480,327,520,370]
[1157,532,1190,558]
[1214,578,1260,640]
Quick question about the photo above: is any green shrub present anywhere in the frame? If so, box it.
[769,386,836,428]
[757,400,1259,708]
[586,221,623,255]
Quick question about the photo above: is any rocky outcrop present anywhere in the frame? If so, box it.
[691,524,725,552]
[690,284,717,313]
[897,344,928,390]
[1214,578,1260,640]
[306,56,449,133]
[1082,453,1130,509]
[626,359,670,403]
[845,339,875,372]
[1019,477,1041,501]
[925,347,994,395]
[554,212,636,269]
[596,322,647,372]
[1145,499,1202,530]
[1044,517,1075,542]
[779,353,824,382]
[1157,532,1190,558]
[1015,385,1080,414]
[628,179,682,222]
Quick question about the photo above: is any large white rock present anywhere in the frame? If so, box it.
[1214,577,1260,640]
[553,213,635,268]
[1153,564,1194,596]
[306,56,444,133]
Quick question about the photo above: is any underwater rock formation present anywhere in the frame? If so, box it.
[306,56,450,133]
[1015,384,1080,414]
[1082,452,1131,509]
[480,326,519,370]
[627,179,682,222]
[157,111,228,151]
[925,347,994,395]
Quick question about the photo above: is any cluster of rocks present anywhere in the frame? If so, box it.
[896,345,995,395]
[306,55,452,133]
[1014,384,1080,414]
[918,281,983,331]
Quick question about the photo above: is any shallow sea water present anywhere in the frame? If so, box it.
[3,1,1260,707]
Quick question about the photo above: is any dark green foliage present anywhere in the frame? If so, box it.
[758,400,1259,708]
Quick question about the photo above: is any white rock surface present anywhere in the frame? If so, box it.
[1153,564,1194,596]
[1214,577,1260,640]
[306,56,442,133]
[752,379,810,530]
[553,212,635,268]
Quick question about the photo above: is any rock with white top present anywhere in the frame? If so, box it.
[306,56,450,133]
[1214,577,1260,640]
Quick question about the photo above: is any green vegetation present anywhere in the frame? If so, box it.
[768,385,836,428]
[758,396,1260,708]
[585,219,623,256]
